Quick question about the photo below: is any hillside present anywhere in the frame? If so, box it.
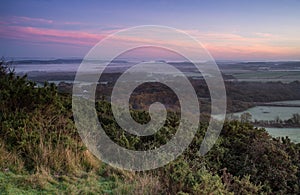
[1,60,300,194]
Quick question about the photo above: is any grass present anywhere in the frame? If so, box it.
[0,170,115,194]
[0,168,164,194]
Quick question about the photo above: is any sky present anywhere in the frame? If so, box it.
[0,0,300,61]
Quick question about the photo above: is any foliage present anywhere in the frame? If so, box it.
[0,59,300,194]
[207,121,300,194]
[0,59,101,175]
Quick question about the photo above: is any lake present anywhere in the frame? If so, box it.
[265,127,300,143]
[234,105,300,121]
[233,100,300,143]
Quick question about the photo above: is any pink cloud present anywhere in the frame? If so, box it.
[254,32,275,38]
[185,30,300,60]
[1,16,96,28]
[187,30,277,43]
[0,25,108,46]
[1,16,55,25]
[1,18,299,60]
[0,16,129,48]
[13,16,54,24]
[203,42,300,60]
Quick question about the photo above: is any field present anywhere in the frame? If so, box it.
[232,71,300,82]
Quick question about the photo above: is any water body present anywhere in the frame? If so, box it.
[234,100,300,143]
[234,105,300,121]
[265,127,300,143]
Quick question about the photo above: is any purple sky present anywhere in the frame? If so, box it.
[0,0,300,60]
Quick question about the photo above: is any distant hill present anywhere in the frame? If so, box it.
[9,58,129,65]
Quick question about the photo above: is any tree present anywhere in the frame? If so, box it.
[291,113,300,124]
[240,112,252,123]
